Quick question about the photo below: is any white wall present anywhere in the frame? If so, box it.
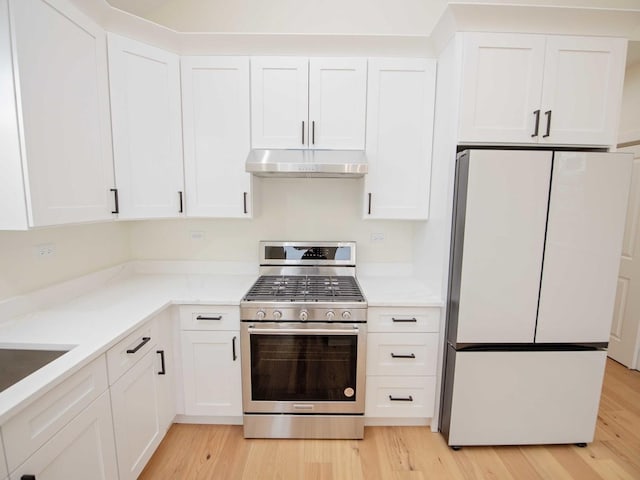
[110,0,447,35]
[619,62,640,144]
[129,178,417,266]
[0,222,130,301]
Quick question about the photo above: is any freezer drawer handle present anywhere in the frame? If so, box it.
[390,353,416,359]
[126,337,151,354]
[389,395,413,402]
[196,315,223,321]
[531,109,540,137]
[391,317,417,323]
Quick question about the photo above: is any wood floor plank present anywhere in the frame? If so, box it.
[140,359,640,480]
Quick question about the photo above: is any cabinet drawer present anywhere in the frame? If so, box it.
[180,305,239,331]
[365,376,435,418]
[107,319,158,385]
[367,333,438,376]
[2,356,109,472]
[367,307,440,333]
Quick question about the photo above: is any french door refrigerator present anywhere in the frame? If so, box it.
[439,149,632,447]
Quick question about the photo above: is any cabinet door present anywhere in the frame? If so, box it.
[537,152,632,343]
[458,33,546,144]
[10,0,115,226]
[251,57,308,148]
[11,393,118,480]
[182,56,252,217]
[181,330,242,416]
[308,58,367,149]
[364,58,436,219]
[110,349,163,480]
[108,34,184,219]
[539,36,626,146]
[0,434,6,480]
[155,309,176,432]
[454,150,551,344]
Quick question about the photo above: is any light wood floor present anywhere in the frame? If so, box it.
[140,359,640,479]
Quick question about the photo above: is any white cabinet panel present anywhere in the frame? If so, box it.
[3,357,108,472]
[6,0,114,227]
[179,305,240,331]
[367,333,438,377]
[364,58,436,219]
[457,150,551,344]
[182,56,252,217]
[110,348,163,480]
[537,152,632,343]
[10,392,118,480]
[367,307,440,333]
[155,308,176,432]
[458,33,546,143]
[108,34,184,219]
[447,349,606,446]
[458,33,626,146]
[539,36,626,146]
[181,330,241,417]
[106,319,158,385]
[0,436,6,480]
[250,57,308,149]
[308,58,366,149]
[365,376,435,418]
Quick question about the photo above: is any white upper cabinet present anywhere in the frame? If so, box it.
[108,34,184,219]
[364,58,436,220]
[0,0,115,229]
[251,57,367,150]
[181,56,252,217]
[458,32,626,146]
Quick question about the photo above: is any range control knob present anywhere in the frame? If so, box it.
[273,310,282,321]
[300,309,309,321]
[256,310,266,321]
[342,311,352,320]
[325,310,335,321]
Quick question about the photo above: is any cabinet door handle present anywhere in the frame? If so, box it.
[196,315,222,321]
[243,192,248,214]
[390,353,416,359]
[531,109,540,137]
[110,188,119,214]
[367,193,372,215]
[301,120,305,145]
[543,110,552,137]
[157,350,166,375]
[21,475,36,480]
[389,395,413,402]
[312,120,315,145]
[126,337,151,354]
[392,317,417,323]
[232,336,237,361]
[178,191,183,213]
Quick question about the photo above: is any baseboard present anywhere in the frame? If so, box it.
[174,414,243,425]
[365,417,431,427]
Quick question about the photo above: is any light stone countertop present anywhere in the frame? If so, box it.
[0,266,441,424]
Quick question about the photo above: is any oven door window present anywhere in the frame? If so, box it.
[250,333,358,402]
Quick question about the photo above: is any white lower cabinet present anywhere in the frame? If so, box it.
[179,306,242,420]
[0,438,7,480]
[10,392,118,480]
[366,307,440,424]
[109,312,174,480]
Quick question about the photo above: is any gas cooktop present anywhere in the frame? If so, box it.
[242,275,365,303]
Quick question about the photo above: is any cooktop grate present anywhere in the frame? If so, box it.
[243,275,365,302]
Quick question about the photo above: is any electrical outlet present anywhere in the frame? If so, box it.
[371,232,385,243]
[35,243,56,258]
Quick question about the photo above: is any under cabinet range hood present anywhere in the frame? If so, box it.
[245,149,367,178]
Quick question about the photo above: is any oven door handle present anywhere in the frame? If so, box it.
[247,327,359,335]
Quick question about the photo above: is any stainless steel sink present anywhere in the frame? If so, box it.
[0,348,70,393]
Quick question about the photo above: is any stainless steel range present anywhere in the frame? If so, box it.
[240,241,367,439]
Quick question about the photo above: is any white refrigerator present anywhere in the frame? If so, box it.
[439,149,632,447]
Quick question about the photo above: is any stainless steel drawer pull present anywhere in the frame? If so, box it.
[391,317,417,323]
[126,337,150,354]
[390,353,416,359]
[389,395,413,402]
[196,315,222,321]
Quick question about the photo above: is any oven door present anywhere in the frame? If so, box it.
[241,322,366,414]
